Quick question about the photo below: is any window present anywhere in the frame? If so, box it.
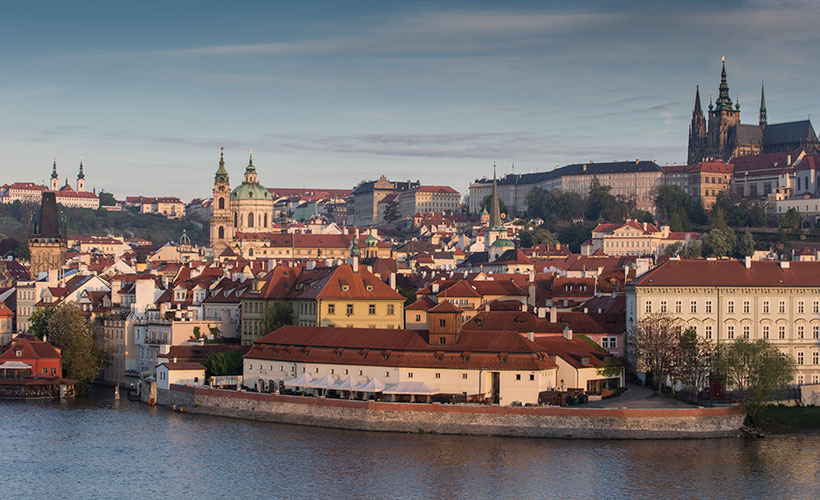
[705,301,712,313]
[368,304,376,315]
[814,326,819,339]
[645,302,652,313]
[435,373,441,379]
[743,325,750,339]
[779,301,786,314]
[814,352,819,365]
[798,325,805,339]
[814,375,820,384]
[358,370,363,376]
[346,304,354,316]
[660,300,667,313]
[690,301,697,313]
[315,368,319,373]
[515,374,521,381]
[763,325,770,339]
[763,301,770,314]
[408,372,413,378]
[439,337,446,345]
[529,374,535,381]
[743,301,750,314]
[42,367,48,374]
[779,326,786,339]
[415,314,421,322]
[327,304,335,315]
[727,301,734,314]
[387,304,395,315]
[603,337,618,349]
[385,371,390,377]
[797,352,804,365]
[675,300,682,314]
[439,319,446,327]
[813,301,819,314]
[798,301,805,314]
[798,374,804,385]
[727,326,735,339]
[462,373,468,379]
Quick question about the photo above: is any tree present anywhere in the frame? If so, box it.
[14,240,30,260]
[98,191,116,207]
[46,304,105,394]
[673,327,713,402]
[517,228,553,248]
[556,222,595,253]
[202,350,244,378]
[383,200,401,222]
[28,306,58,340]
[263,302,293,333]
[680,240,702,259]
[702,228,736,257]
[664,241,683,257]
[779,208,803,230]
[711,207,728,230]
[629,313,681,395]
[736,229,755,257]
[481,195,508,218]
[714,338,796,420]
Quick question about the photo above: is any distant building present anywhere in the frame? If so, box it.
[687,59,820,164]
[584,220,699,257]
[125,196,185,218]
[397,185,460,219]
[29,192,67,280]
[350,176,419,226]
[0,159,98,209]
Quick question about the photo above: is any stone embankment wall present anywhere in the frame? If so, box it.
[160,385,744,439]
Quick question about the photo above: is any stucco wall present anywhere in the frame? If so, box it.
[159,385,743,439]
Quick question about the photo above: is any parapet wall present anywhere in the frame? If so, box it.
[160,385,744,439]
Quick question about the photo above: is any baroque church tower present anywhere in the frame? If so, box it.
[210,147,233,253]
[687,85,707,165]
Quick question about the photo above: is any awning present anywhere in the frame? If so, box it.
[284,373,313,388]
[354,378,386,393]
[306,374,336,390]
[383,381,439,395]
[0,361,32,370]
[331,376,358,391]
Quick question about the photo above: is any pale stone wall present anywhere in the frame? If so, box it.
[159,385,744,439]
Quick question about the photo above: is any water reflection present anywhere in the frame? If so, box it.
[1,394,818,500]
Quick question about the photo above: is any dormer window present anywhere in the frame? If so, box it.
[341,285,349,291]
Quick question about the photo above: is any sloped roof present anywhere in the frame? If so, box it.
[631,259,820,287]
[763,120,817,147]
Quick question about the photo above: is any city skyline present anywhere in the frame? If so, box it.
[2,1,820,199]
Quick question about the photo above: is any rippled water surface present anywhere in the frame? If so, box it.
[1,392,819,499]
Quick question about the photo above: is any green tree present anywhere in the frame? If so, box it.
[383,200,401,222]
[28,306,57,339]
[779,208,803,230]
[14,240,30,260]
[736,229,755,257]
[702,228,736,257]
[46,304,106,394]
[664,242,683,257]
[629,312,680,395]
[263,302,293,333]
[556,222,595,253]
[517,228,554,248]
[481,195,508,218]
[714,338,796,420]
[202,350,244,378]
[711,207,728,230]
[673,327,713,402]
[680,240,702,259]
[98,191,116,206]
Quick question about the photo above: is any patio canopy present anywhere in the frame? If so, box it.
[354,378,386,393]
[306,374,336,390]
[383,381,439,395]
[0,361,32,370]
[283,373,313,388]
[332,376,358,391]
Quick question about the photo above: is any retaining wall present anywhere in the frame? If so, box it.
[160,385,744,439]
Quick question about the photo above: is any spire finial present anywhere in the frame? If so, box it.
[51,157,58,179]
[249,148,253,162]
[77,157,85,179]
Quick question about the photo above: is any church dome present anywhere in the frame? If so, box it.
[491,238,515,247]
[230,182,271,200]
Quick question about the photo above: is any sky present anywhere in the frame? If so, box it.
[2,0,820,200]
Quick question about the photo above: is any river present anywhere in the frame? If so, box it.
[1,392,818,500]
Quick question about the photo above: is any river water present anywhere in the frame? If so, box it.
[1,392,818,500]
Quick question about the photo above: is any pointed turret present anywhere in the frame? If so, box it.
[687,85,708,164]
[214,146,230,184]
[693,85,703,114]
[50,158,59,191]
[490,163,501,229]
[243,148,258,184]
[76,158,86,192]
[715,57,733,111]
[759,81,767,127]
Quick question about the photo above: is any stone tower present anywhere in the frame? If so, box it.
[210,147,233,253]
[687,85,708,164]
[77,158,86,192]
[29,192,67,280]
[706,58,741,161]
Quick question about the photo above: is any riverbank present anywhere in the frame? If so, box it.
[159,384,744,439]
[757,405,820,434]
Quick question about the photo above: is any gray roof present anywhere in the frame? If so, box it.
[730,124,763,146]
[763,120,817,147]
[475,161,662,186]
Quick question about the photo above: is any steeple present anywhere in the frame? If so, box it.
[243,148,258,184]
[50,158,59,191]
[714,57,733,112]
[693,85,703,115]
[76,158,86,193]
[77,158,85,179]
[51,159,58,178]
[687,86,708,164]
[759,81,767,127]
[214,147,229,184]
[490,163,501,229]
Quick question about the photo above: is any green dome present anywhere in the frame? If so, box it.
[491,238,515,247]
[365,233,378,246]
[230,182,271,200]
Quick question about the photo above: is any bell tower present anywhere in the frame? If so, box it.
[77,158,86,192]
[210,147,233,253]
[50,159,59,191]
[706,58,741,161]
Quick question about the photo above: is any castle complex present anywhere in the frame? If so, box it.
[687,59,820,164]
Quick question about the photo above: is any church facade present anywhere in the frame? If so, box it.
[209,149,275,254]
[687,59,820,164]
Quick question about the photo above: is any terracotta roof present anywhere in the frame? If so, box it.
[632,259,820,287]
[406,296,437,311]
[158,362,206,371]
[428,300,463,313]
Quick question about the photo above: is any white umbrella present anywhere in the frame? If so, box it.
[306,374,336,390]
[354,378,386,393]
[332,376,358,391]
[284,373,312,388]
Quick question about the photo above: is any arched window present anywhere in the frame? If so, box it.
[233,212,238,227]
[248,212,254,227]
[264,213,268,227]
[248,247,254,257]
[218,226,224,239]
[218,197,225,210]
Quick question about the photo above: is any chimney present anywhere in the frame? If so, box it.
[484,303,490,312]
[744,256,752,269]
[550,307,557,323]
[306,260,315,271]
[583,307,588,314]
[521,303,527,312]
[389,272,396,290]
[527,332,534,342]
[432,283,439,293]
[563,326,573,341]
[597,308,602,314]
[352,256,359,273]
[642,222,648,231]
[537,307,546,319]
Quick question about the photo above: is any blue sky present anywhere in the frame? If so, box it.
[2,0,819,200]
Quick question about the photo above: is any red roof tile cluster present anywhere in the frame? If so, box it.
[632,259,820,287]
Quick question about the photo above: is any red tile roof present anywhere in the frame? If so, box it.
[632,259,820,287]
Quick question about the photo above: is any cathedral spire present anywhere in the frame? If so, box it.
[759,81,767,127]
[243,148,258,184]
[490,162,501,229]
[693,85,703,114]
[715,57,733,111]
[214,146,229,183]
